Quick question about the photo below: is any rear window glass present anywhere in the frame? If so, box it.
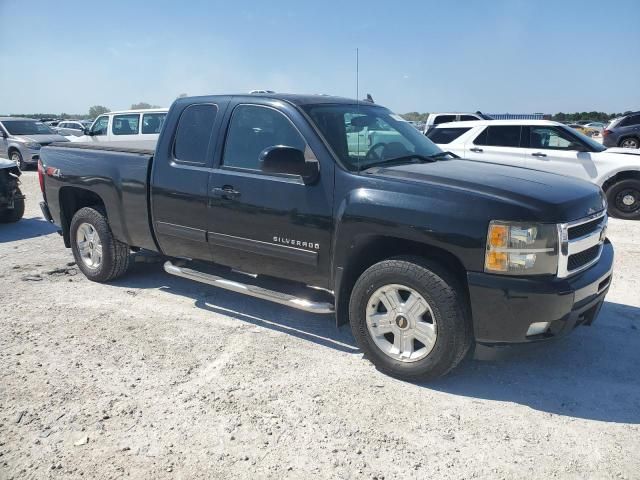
[173,104,218,164]
[474,126,521,147]
[621,114,640,127]
[112,114,140,135]
[427,127,470,144]
[433,115,456,125]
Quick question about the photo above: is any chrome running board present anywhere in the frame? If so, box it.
[164,261,335,314]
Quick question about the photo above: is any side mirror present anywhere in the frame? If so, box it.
[259,146,319,184]
[0,130,7,138]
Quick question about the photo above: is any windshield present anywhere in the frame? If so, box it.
[2,120,56,136]
[559,125,606,152]
[302,104,443,171]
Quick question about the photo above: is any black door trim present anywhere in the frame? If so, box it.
[156,221,208,242]
[207,231,318,266]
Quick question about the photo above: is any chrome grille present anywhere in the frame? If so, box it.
[557,211,607,278]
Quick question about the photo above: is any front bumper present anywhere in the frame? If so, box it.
[17,144,41,164]
[467,240,614,344]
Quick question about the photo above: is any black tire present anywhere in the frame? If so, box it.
[70,207,131,282]
[618,137,640,149]
[606,179,640,220]
[349,257,472,381]
[0,189,25,223]
[10,150,26,170]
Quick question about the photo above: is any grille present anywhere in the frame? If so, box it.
[568,244,600,270]
[568,217,603,240]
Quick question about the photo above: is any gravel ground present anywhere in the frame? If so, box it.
[1,171,639,479]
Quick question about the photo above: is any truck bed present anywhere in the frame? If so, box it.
[41,142,157,252]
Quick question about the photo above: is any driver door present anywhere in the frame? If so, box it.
[522,126,597,181]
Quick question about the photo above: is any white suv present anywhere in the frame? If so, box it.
[422,112,491,135]
[427,119,640,219]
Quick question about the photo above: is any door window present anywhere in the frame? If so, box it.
[427,127,470,144]
[91,116,109,136]
[173,104,218,164]
[142,113,166,134]
[529,126,578,150]
[112,114,140,135]
[222,104,307,171]
[473,126,521,147]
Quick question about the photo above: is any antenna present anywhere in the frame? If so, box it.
[356,48,360,172]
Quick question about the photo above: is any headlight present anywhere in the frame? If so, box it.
[485,221,558,275]
[26,142,41,149]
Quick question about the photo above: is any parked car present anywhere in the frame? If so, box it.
[422,111,493,135]
[584,121,607,132]
[70,108,168,143]
[0,156,25,223]
[0,118,69,170]
[39,94,613,380]
[603,112,640,149]
[567,123,599,137]
[56,120,93,137]
[427,119,640,218]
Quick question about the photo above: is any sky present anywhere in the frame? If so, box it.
[0,0,639,115]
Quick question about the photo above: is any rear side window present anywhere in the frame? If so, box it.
[112,114,140,135]
[433,115,456,125]
[142,113,166,134]
[173,104,218,164]
[459,115,478,121]
[474,126,521,147]
[222,104,307,171]
[427,127,470,144]
[621,114,640,127]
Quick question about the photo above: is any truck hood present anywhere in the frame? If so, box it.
[13,134,69,145]
[371,159,606,222]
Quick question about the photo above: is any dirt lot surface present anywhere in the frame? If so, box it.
[1,171,639,479]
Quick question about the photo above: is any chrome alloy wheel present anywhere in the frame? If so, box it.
[76,222,103,269]
[366,284,437,362]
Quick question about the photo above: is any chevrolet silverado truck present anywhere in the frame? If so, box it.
[38,94,614,380]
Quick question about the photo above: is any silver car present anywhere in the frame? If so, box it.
[0,117,69,169]
[56,120,93,137]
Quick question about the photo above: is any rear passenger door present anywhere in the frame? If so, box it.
[206,101,334,287]
[464,125,526,167]
[151,102,226,261]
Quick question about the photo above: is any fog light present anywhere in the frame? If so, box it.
[526,322,551,336]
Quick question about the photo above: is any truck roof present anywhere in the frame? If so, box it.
[181,93,369,107]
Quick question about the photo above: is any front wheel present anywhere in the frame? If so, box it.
[70,207,131,282]
[606,179,640,220]
[10,151,26,170]
[349,257,472,381]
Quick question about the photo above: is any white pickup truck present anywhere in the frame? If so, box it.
[427,119,640,219]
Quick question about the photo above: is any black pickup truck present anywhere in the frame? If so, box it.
[39,94,614,380]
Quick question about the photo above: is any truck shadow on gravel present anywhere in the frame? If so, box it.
[112,261,358,354]
[0,216,58,243]
[428,301,640,424]
[114,263,639,423]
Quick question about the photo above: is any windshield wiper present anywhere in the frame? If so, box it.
[427,151,459,159]
[358,154,435,172]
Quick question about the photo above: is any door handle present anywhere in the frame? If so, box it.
[469,147,483,153]
[212,186,241,200]
[531,152,547,158]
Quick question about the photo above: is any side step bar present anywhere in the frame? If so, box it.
[164,261,335,314]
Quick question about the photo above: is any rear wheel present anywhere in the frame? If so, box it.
[10,151,26,170]
[0,188,24,223]
[70,207,131,282]
[606,179,640,220]
[619,137,640,149]
[349,257,472,381]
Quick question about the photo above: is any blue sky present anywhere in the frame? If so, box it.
[0,0,638,115]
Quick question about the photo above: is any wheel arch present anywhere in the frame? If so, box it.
[601,170,640,192]
[59,186,106,247]
[617,134,640,148]
[334,235,470,326]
